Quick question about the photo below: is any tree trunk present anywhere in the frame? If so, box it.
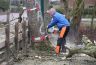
[66,35,96,59]
[69,0,84,44]
[62,0,68,16]
[91,4,96,30]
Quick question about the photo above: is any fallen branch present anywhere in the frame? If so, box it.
[66,35,96,59]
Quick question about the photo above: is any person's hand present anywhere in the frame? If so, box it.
[46,26,48,29]
[46,26,49,33]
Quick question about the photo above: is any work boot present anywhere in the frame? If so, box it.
[55,46,60,54]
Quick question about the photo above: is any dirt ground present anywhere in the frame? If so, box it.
[13,33,96,65]
[13,47,96,65]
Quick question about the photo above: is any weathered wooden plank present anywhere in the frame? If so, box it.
[14,22,19,57]
[0,58,6,64]
[5,24,10,62]
[0,34,14,49]
[0,32,24,49]
[0,51,5,55]
[0,32,28,50]
[0,50,6,61]
[28,24,31,43]
[22,21,27,55]
[0,39,5,49]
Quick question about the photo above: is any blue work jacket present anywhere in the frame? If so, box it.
[48,12,70,30]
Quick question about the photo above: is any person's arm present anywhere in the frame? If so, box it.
[48,17,57,29]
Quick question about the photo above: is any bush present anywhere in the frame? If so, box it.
[0,0,9,11]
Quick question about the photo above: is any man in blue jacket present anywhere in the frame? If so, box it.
[47,6,70,56]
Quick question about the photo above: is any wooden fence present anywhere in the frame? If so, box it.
[0,19,31,65]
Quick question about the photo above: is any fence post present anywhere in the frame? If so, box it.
[5,24,10,64]
[22,21,27,55]
[14,22,19,57]
[28,21,31,46]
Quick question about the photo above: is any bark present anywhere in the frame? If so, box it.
[91,4,96,30]
[62,0,68,16]
[66,35,96,59]
[69,0,84,44]
[71,0,84,31]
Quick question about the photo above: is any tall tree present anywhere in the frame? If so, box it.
[71,0,84,30]
[61,0,68,16]
[69,0,84,44]
[91,3,96,30]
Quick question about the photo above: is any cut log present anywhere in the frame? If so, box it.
[66,35,96,59]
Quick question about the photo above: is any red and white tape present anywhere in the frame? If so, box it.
[32,35,49,42]
[31,29,58,42]
[23,3,40,12]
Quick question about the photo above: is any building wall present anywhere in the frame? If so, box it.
[84,0,96,8]
[68,0,96,9]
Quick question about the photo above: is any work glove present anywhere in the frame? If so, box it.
[46,26,50,34]
[46,25,49,29]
